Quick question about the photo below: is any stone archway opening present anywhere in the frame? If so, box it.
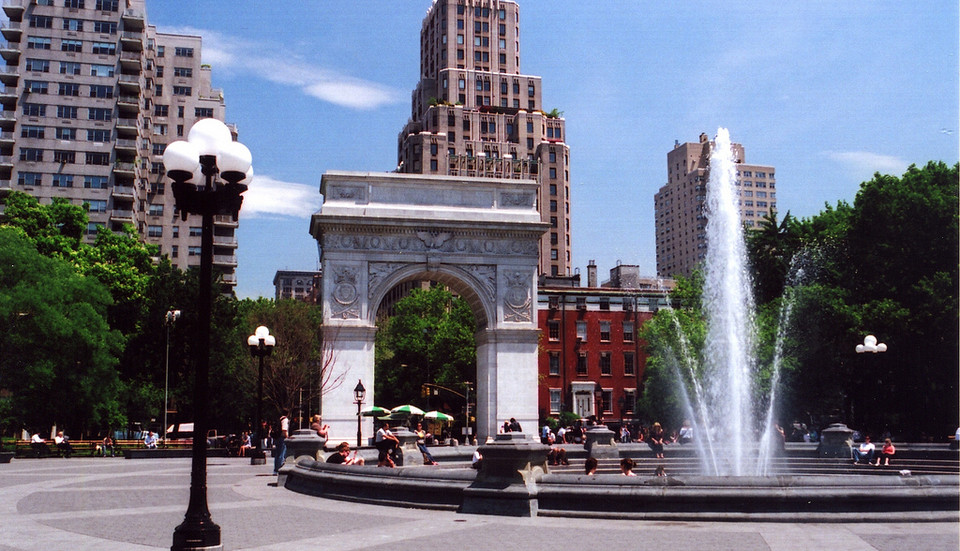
[309,171,547,444]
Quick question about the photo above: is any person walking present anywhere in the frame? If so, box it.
[274,411,289,474]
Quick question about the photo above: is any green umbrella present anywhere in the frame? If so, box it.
[360,406,390,417]
[423,411,455,422]
[390,404,425,416]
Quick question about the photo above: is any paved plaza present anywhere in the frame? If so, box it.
[0,456,956,551]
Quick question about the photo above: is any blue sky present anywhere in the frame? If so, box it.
[144,1,959,299]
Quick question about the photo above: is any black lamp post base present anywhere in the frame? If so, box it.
[250,450,266,465]
[172,518,222,551]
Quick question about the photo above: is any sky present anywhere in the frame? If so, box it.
[144,1,959,299]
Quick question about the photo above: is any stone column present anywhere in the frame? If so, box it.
[584,424,619,459]
[460,432,550,516]
[319,324,377,445]
[817,423,854,458]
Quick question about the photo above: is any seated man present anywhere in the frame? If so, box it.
[547,446,569,466]
[144,431,159,449]
[54,431,73,458]
[30,433,49,457]
[326,441,364,465]
[852,435,875,464]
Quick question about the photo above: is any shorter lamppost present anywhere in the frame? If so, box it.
[353,380,366,449]
[854,335,888,432]
[247,326,275,465]
[163,309,180,448]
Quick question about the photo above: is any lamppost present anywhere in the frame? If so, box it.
[354,380,366,449]
[247,326,275,466]
[854,335,888,432]
[163,119,252,551]
[163,309,181,448]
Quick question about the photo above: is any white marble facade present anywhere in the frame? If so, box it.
[309,171,548,444]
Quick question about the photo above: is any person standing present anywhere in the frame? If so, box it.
[274,411,289,474]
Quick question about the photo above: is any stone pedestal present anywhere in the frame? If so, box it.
[460,432,549,516]
[392,426,418,466]
[818,423,854,458]
[584,425,618,459]
[285,429,326,462]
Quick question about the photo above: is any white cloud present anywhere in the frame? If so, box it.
[825,151,910,178]
[155,26,402,110]
[239,175,321,220]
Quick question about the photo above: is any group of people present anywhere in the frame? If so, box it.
[852,435,896,466]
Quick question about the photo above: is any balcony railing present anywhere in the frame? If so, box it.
[212,234,238,246]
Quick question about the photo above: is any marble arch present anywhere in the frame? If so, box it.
[309,171,548,444]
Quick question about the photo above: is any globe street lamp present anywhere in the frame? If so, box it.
[854,335,888,433]
[163,309,181,448]
[247,326,275,466]
[164,119,252,551]
[354,380,366,449]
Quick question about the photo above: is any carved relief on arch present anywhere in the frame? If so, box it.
[328,264,361,320]
[502,269,533,323]
[368,262,406,300]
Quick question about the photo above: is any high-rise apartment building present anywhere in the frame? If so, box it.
[0,0,239,286]
[397,0,572,277]
[654,133,776,278]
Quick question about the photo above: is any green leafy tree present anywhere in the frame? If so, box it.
[0,227,123,437]
[375,285,476,408]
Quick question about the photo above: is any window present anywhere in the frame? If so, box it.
[189,226,202,237]
[91,42,116,55]
[56,127,77,140]
[52,173,74,187]
[152,143,166,155]
[57,105,78,119]
[549,389,561,415]
[148,225,163,237]
[172,86,192,96]
[60,61,82,75]
[85,152,110,165]
[58,82,79,96]
[624,352,635,376]
[22,103,45,117]
[61,39,83,52]
[548,321,560,341]
[576,353,588,375]
[84,175,108,189]
[30,15,53,28]
[156,45,165,57]
[622,389,636,414]
[26,59,50,72]
[154,104,169,117]
[187,246,202,256]
[600,353,611,375]
[601,390,613,414]
[549,353,560,376]
[93,20,117,34]
[86,128,110,141]
[599,297,610,311]
[89,84,113,98]
[17,172,42,186]
[86,200,108,213]
[174,47,194,57]
[96,0,119,11]
[622,321,634,342]
[194,107,213,118]
[27,37,52,50]
[65,0,85,7]
[150,161,164,174]
[174,67,193,78]
[148,204,163,216]
[153,124,167,136]
[171,226,179,238]
[550,249,558,260]
[90,64,114,77]
[63,18,83,31]
[88,107,112,121]
[599,321,611,341]
[177,105,184,117]
[21,125,45,138]
[575,320,587,341]
[20,148,44,161]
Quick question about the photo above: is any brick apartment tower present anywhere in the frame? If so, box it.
[397,0,572,277]
[1,0,239,287]
[653,133,777,278]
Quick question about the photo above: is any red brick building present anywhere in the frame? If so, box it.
[537,263,674,423]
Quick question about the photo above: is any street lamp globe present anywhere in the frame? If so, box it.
[187,118,233,157]
[354,380,366,403]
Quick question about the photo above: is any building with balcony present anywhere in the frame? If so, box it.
[654,132,777,278]
[0,0,239,287]
[273,269,321,303]
[537,261,674,423]
[396,0,572,277]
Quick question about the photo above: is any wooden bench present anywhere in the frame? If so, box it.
[15,438,153,458]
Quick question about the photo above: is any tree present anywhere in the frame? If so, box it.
[238,298,345,426]
[0,227,123,437]
[375,285,476,408]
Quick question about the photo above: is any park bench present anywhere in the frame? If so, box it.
[13,438,190,458]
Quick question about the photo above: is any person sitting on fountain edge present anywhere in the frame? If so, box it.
[852,435,875,464]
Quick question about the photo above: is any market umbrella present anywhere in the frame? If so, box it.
[360,406,390,417]
[390,404,425,417]
[423,411,454,422]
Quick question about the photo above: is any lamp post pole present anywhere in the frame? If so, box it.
[354,380,366,449]
[163,309,181,448]
[854,334,888,433]
[165,119,252,551]
[247,327,275,465]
